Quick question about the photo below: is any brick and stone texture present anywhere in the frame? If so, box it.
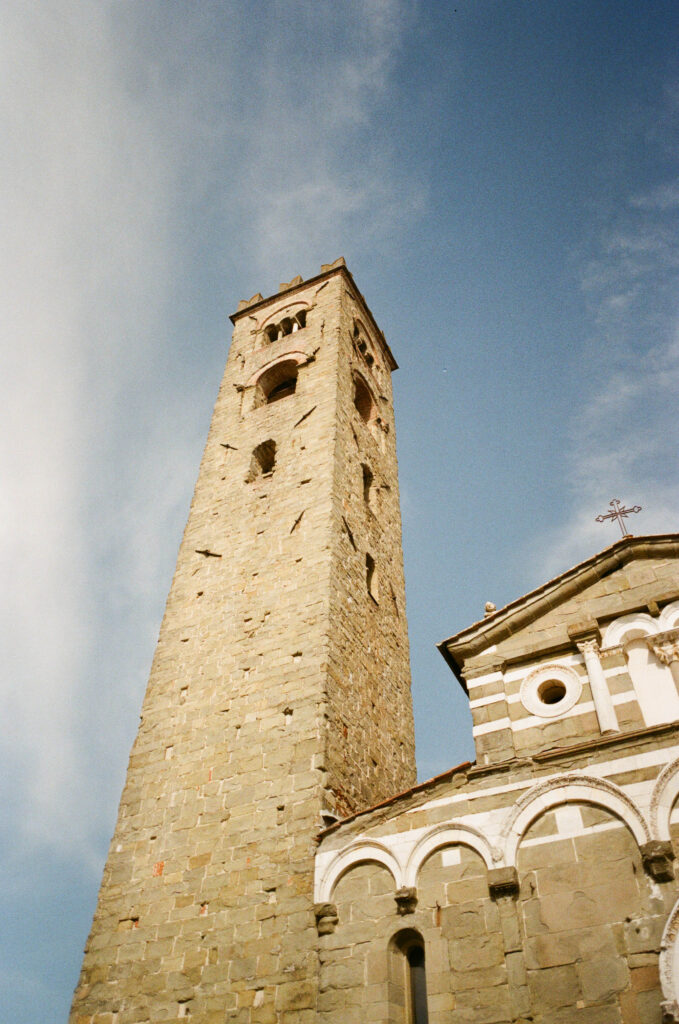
[316,731,679,1023]
[440,538,679,767]
[315,544,679,1023]
[71,257,679,1024]
[70,260,415,1024]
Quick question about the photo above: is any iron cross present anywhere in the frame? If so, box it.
[595,498,642,538]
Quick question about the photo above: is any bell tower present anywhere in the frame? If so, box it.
[70,258,415,1023]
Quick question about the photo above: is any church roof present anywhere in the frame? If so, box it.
[438,533,679,689]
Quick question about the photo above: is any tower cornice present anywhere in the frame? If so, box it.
[230,258,398,371]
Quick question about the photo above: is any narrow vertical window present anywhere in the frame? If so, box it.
[366,553,378,603]
[362,463,373,506]
[388,930,429,1024]
[407,944,428,1024]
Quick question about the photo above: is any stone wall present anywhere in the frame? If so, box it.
[70,262,415,1024]
[315,725,679,1023]
[455,552,679,767]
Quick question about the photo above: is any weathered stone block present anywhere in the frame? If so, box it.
[625,913,665,954]
[577,956,629,1003]
[275,979,316,1012]
[527,964,581,1009]
[440,901,488,939]
[448,933,505,972]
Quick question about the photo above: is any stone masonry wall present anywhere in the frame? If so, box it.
[70,264,415,1024]
[464,556,679,767]
[315,728,679,1024]
[322,281,416,817]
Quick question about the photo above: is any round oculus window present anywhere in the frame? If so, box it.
[520,664,582,719]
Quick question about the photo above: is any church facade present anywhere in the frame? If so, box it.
[71,261,679,1024]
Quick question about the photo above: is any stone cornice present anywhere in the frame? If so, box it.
[229,258,398,371]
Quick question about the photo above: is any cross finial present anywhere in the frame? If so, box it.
[595,498,642,538]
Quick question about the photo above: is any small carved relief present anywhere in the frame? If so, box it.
[647,629,679,666]
[641,840,675,882]
[394,887,418,915]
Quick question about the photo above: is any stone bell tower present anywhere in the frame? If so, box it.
[70,258,416,1023]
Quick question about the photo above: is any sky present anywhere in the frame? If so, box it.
[2,1,679,1019]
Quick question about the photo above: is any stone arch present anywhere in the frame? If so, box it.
[651,757,679,840]
[244,352,308,410]
[403,823,497,888]
[601,611,658,649]
[352,316,369,340]
[259,302,310,340]
[660,601,679,631]
[501,774,650,868]
[602,611,679,726]
[248,351,307,390]
[316,839,403,903]
[660,896,679,1020]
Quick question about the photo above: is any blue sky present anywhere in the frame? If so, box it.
[2,1,679,1019]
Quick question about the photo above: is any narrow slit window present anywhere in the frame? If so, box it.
[407,944,428,1024]
[366,553,378,602]
[362,464,373,506]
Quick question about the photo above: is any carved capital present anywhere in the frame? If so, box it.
[394,886,418,916]
[577,638,600,657]
[641,840,675,882]
[648,638,679,666]
[488,866,520,900]
[314,902,338,935]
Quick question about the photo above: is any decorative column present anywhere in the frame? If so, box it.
[647,632,679,695]
[577,639,619,734]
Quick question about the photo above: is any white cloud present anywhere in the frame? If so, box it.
[232,0,424,278]
[630,179,679,211]
[0,0,424,864]
[0,0,180,855]
[535,202,679,581]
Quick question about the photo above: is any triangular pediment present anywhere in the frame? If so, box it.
[439,535,679,689]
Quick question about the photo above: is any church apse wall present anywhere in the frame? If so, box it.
[315,539,679,1023]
